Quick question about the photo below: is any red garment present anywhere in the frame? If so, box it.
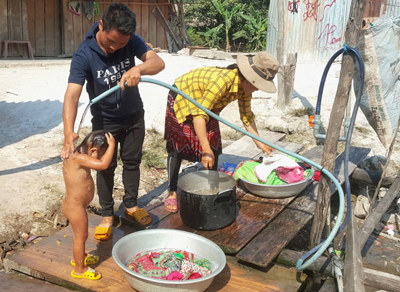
[275,166,304,183]
[164,90,222,162]
[166,271,184,281]
[188,272,202,279]
[313,171,321,182]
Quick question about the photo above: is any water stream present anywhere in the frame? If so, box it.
[75,103,91,146]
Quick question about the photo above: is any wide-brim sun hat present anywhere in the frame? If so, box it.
[237,51,280,93]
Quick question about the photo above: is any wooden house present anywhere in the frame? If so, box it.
[0,0,171,58]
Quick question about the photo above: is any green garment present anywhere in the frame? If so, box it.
[234,160,313,185]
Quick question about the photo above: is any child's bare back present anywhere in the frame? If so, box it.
[62,130,115,280]
[63,156,95,207]
[63,131,115,206]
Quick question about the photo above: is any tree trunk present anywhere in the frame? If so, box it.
[310,0,365,246]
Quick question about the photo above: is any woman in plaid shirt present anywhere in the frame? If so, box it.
[164,51,280,213]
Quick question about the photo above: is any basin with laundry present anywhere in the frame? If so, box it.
[112,229,226,292]
[234,153,315,198]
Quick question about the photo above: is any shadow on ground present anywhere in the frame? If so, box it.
[0,100,64,148]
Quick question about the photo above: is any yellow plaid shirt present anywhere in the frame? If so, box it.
[173,67,255,126]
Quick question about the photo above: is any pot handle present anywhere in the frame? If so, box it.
[213,189,234,209]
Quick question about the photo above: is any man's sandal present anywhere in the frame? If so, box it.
[124,208,152,226]
[93,226,112,240]
[71,267,101,280]
[70,253,99,267]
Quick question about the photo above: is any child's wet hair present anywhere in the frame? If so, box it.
[76,130,109,156]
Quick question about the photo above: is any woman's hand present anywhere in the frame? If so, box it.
[201,151,215,169]
[259,143,273,156]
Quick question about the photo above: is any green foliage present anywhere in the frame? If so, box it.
[184,0,270,52]
[210,0,243,51]
[233,4,268,51]
[187,27,205,46]
[198,24,224,49]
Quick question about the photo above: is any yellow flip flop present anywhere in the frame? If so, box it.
[71,267,101,280]
[93,226,112,240]
[124,208,152,226]
[70,253,99,267]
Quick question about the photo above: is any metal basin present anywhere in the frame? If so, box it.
[241,168,315,198]
[112,229,226,292]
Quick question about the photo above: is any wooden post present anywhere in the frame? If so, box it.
[276,2,297,110]
[359,175,400,248]
[276,0,286,110]
[283,53,297,106]
[310,0,365,246]
[276,249,400,291]
[343,209,365,291]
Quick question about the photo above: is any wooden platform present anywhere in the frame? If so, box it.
[4,213,305,292]
[4,131,371,291]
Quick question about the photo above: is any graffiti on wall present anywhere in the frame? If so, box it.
[318,23,341,46]
[287,0,341,47]
[303,0,319,21]
[320,0,337,22]
[288,0,300,14]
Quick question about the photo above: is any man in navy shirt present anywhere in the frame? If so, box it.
[61,3,165,240]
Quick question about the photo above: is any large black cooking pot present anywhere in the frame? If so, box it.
[177,170,237,230]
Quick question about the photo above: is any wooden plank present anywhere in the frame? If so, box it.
[359,175,400,248]
[151,5,182,49]
[154,211,196,233]
[132,0,142,37]
[4,213,132,292]
[276,0,285,110]
[363,268,400,291]
[61,0,75,56]
[236,146,371,268]
[155,139,303,254]
[206,255,306,292]
[0,0,8,46]
[277,249,400,291]
[343,210,365,292]
[141,0,149,42]
[45,0,55,56]
[195,197,295,254]
[148,1,157,46]
[156,1,167,49]
[4,212,305,292]
[7,0,23,56]
[21,0,28,41]
[54,0,61,56]
[222,130,285,158]
[276,249,333,276]
[35,0,46,56]
[26,0,36,52]
[81,1,93,44]
[8,0,22,40]
[72,6,83,51]
[310,0,365,247]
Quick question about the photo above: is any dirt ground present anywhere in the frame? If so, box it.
[1,52,399,268]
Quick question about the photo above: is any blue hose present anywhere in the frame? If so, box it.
[88,71,353,271]
[297,46,364,267]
